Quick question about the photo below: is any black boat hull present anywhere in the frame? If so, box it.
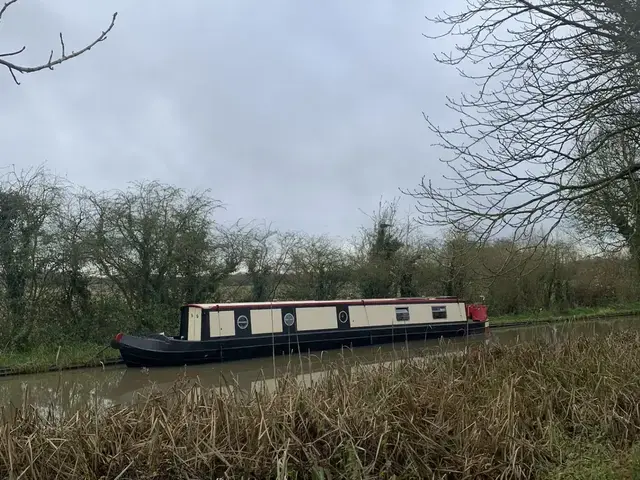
[111,321,488,368]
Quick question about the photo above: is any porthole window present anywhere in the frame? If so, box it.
[283,312,295,327]
[237,315,249,329]
[338,310,349,323]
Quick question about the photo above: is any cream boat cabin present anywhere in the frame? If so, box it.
[111,296,489,368]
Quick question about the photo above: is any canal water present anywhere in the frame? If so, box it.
[1,316,638,419]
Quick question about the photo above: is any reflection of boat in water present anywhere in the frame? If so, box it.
[111,296,489,368]
[4,318,636,421]
[104,340,489,405]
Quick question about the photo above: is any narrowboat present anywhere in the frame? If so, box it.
[110,296,489,368]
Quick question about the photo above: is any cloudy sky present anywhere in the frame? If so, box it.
[1,0,472,239]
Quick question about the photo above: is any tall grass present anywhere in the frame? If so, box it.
[2,331,640,479]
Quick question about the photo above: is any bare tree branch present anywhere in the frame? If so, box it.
[402,0,640,245]
[0,1,117,85]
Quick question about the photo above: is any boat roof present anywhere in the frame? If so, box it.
[184,296,463,311]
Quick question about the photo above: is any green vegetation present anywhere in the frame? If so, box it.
[543,441,640,480]
[0,342,121,375]
[492,301,640,325]
[2,330,639,479]
[1,169,639,365]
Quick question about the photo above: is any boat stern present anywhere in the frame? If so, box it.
[466,303,489,328]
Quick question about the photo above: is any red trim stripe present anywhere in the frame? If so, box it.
[184,297,463,311]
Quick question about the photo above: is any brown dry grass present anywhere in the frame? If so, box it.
[1,331,640,479]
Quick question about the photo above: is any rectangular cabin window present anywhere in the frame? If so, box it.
[395,307,410,322]
[431,305,447,320]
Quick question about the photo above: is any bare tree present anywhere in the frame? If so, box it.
[352,199,428,298]
[570,125,640,271]
[241,223,300,302]
[54,191,93,322]
[0,166,66,347]
[84,181,229,331]
[403,0,640,244]
[283,234,352,300]
[0,0,117,85]
[427,230,477,298]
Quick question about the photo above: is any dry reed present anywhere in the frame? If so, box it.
[1,331,640,479]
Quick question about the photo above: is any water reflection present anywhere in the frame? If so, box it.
[0,366,126,421]
[0,316,637,420]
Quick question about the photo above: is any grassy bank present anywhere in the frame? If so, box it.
[0,342,122,376]
[492,301,640,326]
[2,331,640,479]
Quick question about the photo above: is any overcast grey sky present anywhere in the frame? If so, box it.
[1,0,471,239]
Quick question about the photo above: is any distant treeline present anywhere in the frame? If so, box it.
[0,167,637,349]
